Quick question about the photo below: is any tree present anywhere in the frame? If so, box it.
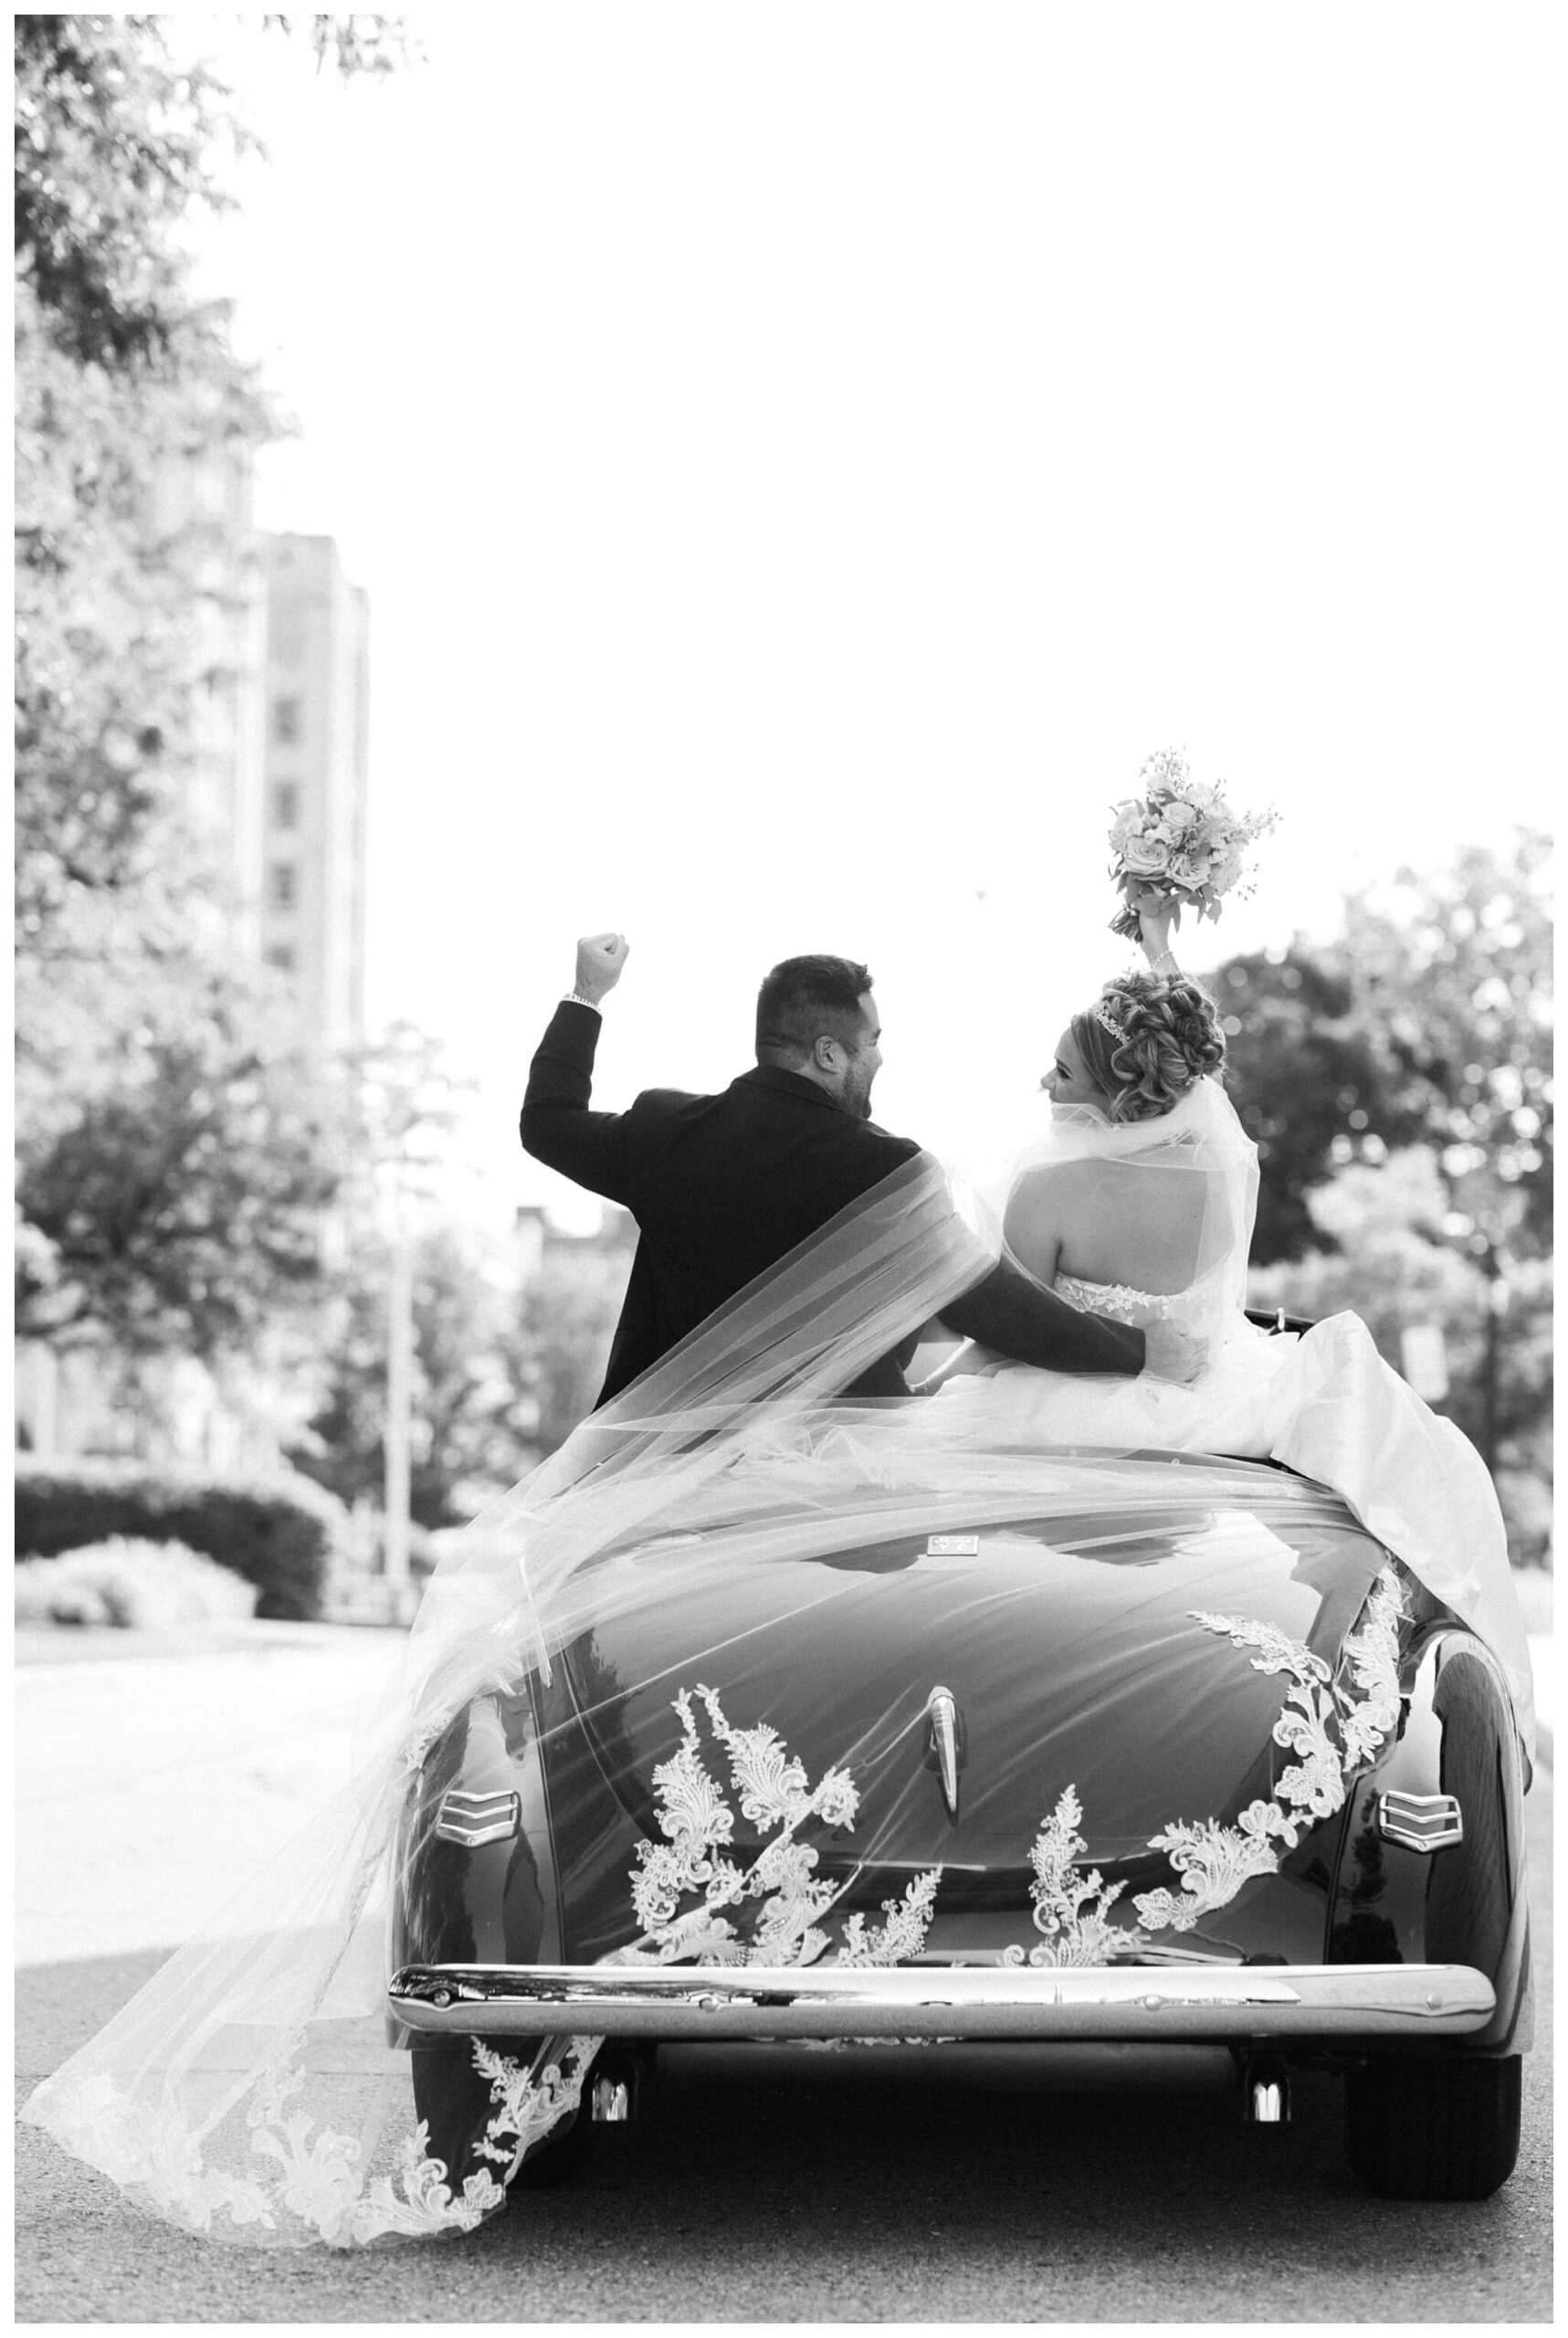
[16,974,342,1364]
[1211,831,1552,1264]
[1248,1151,1552,1567]
[15,14,420,368]
[1337,833,1552,1258]
[1226,834,1555,1568]
[289,1224,540,1528]
[520,1222,638,1455]
[16,15,247,369]
[287,1206,640,1528]
[1206,948,1421,1261]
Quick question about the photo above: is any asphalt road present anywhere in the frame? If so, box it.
[14,1629,1554,2325]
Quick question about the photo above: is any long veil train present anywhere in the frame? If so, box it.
[21,1144,1533,2248]
[19,1156,1019,2247]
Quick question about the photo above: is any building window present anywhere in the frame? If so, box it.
[268,863,297,911]
[271,781,300,829]
[265,943,296,973]
[270,603,307,664]
[271,696,301,745]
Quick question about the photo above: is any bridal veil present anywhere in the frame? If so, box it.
[21,1138,1532,2248]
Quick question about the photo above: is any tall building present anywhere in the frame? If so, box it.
[259,533,371,1064]
[141,435,270,957]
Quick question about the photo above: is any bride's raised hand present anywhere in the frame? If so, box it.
[1134,889,1182,976]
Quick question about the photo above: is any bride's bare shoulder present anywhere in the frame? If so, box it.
[1007,1159,1100,1202]
[1002,1161,1096,1249]
[1006,1158,1090,1200]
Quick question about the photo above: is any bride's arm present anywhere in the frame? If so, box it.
[910,1336,1007,1394]
[1001,1177,1064,1290]
[904,1316,994,1395]
[1135,889,1183,977]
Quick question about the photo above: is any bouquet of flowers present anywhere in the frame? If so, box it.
[1107,750,1279,940]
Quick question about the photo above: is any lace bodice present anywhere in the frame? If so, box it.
[1054,1271,1179,1324]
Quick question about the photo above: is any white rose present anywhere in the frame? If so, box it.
[1108,802,1146,852]
[1121,831,1173,876]
[1160,799,1199,837]
[1167,847,1214,888]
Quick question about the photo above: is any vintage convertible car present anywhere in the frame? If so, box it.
[385,1350,1531,2208]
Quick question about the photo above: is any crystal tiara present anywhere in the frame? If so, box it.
[1092,999,1129,1043]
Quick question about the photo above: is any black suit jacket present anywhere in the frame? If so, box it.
[521,1001,1146,1404]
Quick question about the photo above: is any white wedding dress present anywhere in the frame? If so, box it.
[920,1079,1534,1752]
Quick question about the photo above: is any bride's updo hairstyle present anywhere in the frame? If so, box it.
[1070,970,1226,1123]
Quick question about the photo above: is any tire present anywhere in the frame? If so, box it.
[1345,2054,1522,2200]
[409,2033,510,2196]
[410,2032,588,2196]
[510,2102,598,2192]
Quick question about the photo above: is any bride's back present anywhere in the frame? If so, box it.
[1004,1158,1223,1297]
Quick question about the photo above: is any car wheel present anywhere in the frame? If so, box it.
[510,2101,598,2192]
[410,2032,579,2197]
[1345,2054,1522,2199]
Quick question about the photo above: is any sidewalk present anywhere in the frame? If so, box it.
[1530,1638,1553,1770]
[1514,1566,1554,1771]
[13,1617,408,1666]
[14,1627,407,1964]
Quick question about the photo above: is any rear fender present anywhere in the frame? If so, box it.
[391,1659,655,1997]
[393,1680,563,1979]
[1328,1626,1530,2056]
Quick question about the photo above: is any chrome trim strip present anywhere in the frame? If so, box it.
[925,1686,963,1819]
[388,1960,1495,2041]
[1377,1790,1465,1852]
[434,1789,523,1848]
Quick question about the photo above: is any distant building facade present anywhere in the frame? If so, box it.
[259,533,371,1064]
[105,471,372,1055]
[142,436,270,957]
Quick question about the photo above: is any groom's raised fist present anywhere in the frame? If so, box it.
[574,932,629,1006]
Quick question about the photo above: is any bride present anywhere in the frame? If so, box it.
[914,900,1534,1746]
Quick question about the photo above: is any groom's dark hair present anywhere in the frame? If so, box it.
[755,955,873,1063]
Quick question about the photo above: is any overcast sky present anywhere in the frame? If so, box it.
[179,7,1561,1226]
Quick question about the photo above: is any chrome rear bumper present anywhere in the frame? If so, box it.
[389,1960,1495,2042]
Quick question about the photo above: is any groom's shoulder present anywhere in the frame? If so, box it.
[626,1083,705,1119]
[850,1117,924,1177]
[862,1114,921,1157]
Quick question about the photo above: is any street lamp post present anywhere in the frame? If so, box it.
[358,1024,465,1627]
[384,1209,414,1622]
[1445,1171,1525,1487]
[1479,1241,1510,1479]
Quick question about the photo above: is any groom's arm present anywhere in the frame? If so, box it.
[941,1260,1147,1376]
[520,932,637,1203]
[520,999,637,1204]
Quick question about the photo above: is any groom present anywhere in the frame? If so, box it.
[521,933,1190,1403]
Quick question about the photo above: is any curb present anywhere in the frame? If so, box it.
[14,1619,407,1668]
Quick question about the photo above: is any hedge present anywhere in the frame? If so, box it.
[13,1458,349,1621]
[16,1539,260,1628]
